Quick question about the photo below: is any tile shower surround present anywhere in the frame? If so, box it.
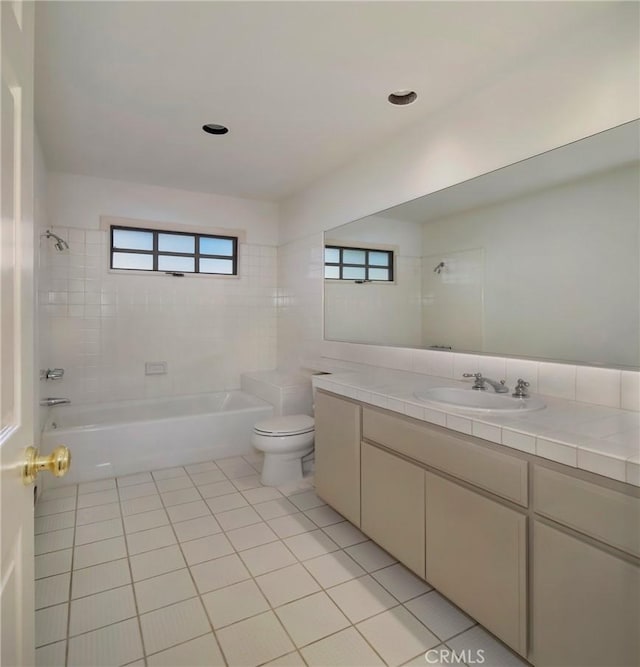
[34,454,528,667]
[39,227,277,405]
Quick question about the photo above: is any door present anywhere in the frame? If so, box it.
[533,520,640,667]
[361,442,425,577]
[425,471,528,657]
[1,2,36,665]
[314,391,361,526]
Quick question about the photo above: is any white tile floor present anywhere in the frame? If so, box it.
[34,454,529,667]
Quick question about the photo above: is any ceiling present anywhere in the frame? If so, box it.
[35,1,619,202]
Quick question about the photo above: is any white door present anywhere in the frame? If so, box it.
[1,2,36,665]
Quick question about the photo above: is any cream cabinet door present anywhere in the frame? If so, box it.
[533,520,640,667]
[314,392,361,526]
[361,443,425,577]
[425,472,527,656]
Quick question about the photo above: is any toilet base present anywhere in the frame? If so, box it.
[260,448,313,486]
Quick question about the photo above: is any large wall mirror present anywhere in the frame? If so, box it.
[324,121,640,369]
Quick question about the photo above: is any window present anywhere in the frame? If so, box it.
[110,225,238,275]
[324,245,394,281]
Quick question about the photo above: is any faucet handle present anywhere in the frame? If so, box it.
[463,372,486,390]
[42,368,64,380]
[513,378,530,398]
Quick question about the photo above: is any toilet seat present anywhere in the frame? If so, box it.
[253,415,314,437]
[252,414,315,486]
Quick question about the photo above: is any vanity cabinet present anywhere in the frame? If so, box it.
[361,442,425,577]
[314,391,361,526]
[314,390,640,666]
[425,471,527,655]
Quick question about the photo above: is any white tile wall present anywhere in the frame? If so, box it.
[277,233,324,371]
[39,227,277,404]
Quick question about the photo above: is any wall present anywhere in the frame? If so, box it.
[39,173,279,405]
[325,216,423,346]
[277,233,324,370]
[276,3,640,410]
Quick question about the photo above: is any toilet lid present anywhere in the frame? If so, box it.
[254,414,315,436]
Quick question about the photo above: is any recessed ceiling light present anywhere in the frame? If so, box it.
[388,90,417,106]
[202,124,229,135]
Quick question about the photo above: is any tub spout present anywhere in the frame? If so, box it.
[40,398,71,407]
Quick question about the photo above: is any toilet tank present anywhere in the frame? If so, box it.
[241,370,314,416]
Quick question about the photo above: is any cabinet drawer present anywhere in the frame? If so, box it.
[534,465,640,558]
[363,408,528,506]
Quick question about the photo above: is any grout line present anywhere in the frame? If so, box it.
[142,630,215,663]
[119,473,150,667]
[64,484,78,666]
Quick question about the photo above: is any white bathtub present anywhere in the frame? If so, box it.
[40,391,273,485]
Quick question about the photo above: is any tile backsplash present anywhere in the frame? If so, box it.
[318,341,640,412]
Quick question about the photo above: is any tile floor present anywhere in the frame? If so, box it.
[34,453,529,667]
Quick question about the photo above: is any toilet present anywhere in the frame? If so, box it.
[252,414,315,486]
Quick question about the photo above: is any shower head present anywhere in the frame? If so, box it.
[43,230,69,251]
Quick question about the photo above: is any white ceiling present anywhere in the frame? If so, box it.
[35,1,618,202]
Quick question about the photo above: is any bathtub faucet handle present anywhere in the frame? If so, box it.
[42,368,65,380]
[40,397,71,407]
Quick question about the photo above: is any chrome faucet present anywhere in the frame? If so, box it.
[40,398,71,407]
[462,373,509,393]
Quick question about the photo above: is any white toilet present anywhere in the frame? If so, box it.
[252,414,315,486]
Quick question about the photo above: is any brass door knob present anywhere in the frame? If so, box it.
[23,446,71,485]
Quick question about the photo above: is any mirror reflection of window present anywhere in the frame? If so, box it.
[324,245,393,282]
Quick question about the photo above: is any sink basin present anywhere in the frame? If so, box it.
[413,387,545,414]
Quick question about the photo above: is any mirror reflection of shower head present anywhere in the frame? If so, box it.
[43,230,69,251]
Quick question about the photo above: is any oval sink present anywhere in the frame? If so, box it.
[414,387,545,414]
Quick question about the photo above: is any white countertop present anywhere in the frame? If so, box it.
[310,362,640,487]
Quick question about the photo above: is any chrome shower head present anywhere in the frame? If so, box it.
[43,230,69,251]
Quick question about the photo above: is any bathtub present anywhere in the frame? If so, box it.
[40,391,273,485]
